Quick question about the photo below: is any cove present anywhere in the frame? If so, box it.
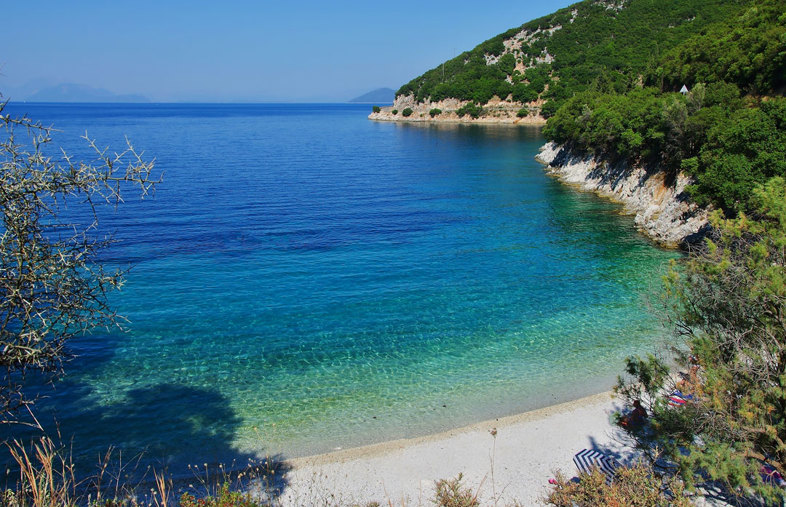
[3,103,677,474]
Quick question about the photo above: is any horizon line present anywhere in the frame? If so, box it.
[4,100,396,105]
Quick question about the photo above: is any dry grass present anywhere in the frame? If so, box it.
[1,437,283,506]
[4,437,77,506]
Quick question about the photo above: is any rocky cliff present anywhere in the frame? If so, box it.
[536,142,709,247]
[368,94,546,125]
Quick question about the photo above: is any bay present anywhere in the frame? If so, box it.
[2,103,676,474]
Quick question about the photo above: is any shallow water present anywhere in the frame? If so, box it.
[3,103,677,473]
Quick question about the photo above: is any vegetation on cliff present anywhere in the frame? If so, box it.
[396,0,758,115]
[543,0,785,215]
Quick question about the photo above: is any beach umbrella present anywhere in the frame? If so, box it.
[573,449,621,486]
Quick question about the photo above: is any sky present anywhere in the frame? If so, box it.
[1,1,575,102]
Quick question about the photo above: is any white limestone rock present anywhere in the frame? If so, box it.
[537,142,709,247]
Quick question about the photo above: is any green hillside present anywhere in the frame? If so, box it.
[397,0,785,216]
[544,0,785,215]
[396,0,757,116]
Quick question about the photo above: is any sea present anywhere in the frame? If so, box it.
[1,102,678,475]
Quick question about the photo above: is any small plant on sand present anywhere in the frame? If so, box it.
[3,436,159,506]
[516,108,529,118]
[372,106,381,113]
[429,108,442,117]
[402,107,413,117]
[433,473,479,507]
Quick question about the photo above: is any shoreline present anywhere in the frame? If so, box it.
[535,142,709,247]
[367,100,547,126]
[277,391,626,506]
[367,112,707,248]
[267,128,672,505]
[368,113,547,126]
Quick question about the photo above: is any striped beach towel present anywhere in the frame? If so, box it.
[667,390,694,407]
[573,449,621,486]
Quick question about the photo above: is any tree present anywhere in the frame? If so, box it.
[616,176,786,503]
[456,102,483,119]
[0,100,159,425]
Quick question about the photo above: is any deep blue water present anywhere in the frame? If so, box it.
[2,103,676,474]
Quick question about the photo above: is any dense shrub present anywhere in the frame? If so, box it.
[524,65,550,94]
[686,98,786,213]
[402,107,413,117]
[512,83,539,103]
[372,105,381,113]
[543,84,786,214]
[517,108,529,118]
[614,178,786,504]
[391,109,398,115]
[547,463,690,506]
[480,35,506,57]
[648,2,786,94]
[429,108,442,117]
[456,102,483,119]
[497,53,516,75]
[540,100,558,118]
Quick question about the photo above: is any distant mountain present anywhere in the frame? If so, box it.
[24,83,149,103]
[349,88,395,103]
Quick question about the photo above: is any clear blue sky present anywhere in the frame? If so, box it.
[2,1,575,102]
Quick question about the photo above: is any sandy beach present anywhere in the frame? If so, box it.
[277,391,629,506]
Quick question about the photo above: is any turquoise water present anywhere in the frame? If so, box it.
[4,103,677,473]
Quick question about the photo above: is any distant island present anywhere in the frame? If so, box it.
[349,88,395,104]
[17,83,149,103]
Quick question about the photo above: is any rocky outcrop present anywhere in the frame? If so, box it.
[368,94,547,125]
[536,142,709,247]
